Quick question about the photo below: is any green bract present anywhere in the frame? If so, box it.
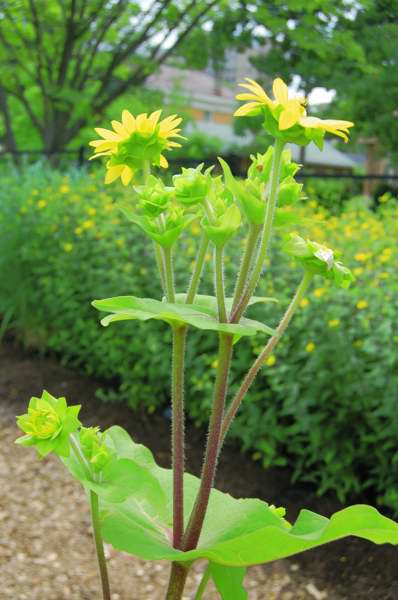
[248,147,300,183]
[134,175,174,218]
[92,295,275,337]
[202,203,241,248]
[219,157,266,225]
[120,203,195,248]
[283,233,355,288]
[88,428,398,564]
[80,427,115,473]
[16,390,81,457]
[173,163,213,206]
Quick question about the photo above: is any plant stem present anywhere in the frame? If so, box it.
[231,138,285,323]
[214,246,227,323]
[90,491,111,600]
[186,233,209,304]
[171,325,187,548]
[221,271,313,441]
[70,436,111,600]
[163,246,176,303]
[231,223,261,312]
[155,242,166,294]
[182,333,234,551]
[193,564,211,600]
[166,562,189,600]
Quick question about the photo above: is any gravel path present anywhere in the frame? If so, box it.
[1,343,397,599]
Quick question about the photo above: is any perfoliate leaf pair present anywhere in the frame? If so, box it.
[83,427,398,567]
[173,163,213,206]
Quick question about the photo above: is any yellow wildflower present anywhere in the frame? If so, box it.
[314,287,326,298]
[300,298,309,308]
[305,342,315,353]
[353,267,364,276]
[116,238,125,248]
[74,226,83,236]
[356,300,368,310]
[354,252,371,262]
[59,185,70,194]
[89,110,183,185]
[235,77,353,142]
[265,355,276,367]
[87,207,97,216]
[37,200,47,209]
[63,243,73,253]
[82,220,94,230]
[328,319,340,328]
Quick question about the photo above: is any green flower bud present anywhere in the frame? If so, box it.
[80,426,115,473]
[16,390,81,457]
[120,202,196,248]
[134,175,174,218]
[202,201,241,248]
[173,163,213,206]
[283,233,354,288]
[278,177,305,207]
[248,148,299,183]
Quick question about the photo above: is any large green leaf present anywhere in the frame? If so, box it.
[174,293,278,310]
[97,428,398,566]
[92,296,275,337]
[209,564,248,600]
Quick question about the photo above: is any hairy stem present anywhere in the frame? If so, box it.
[182,333,234,551]
[171,325,187,548]
[155,242,166,294]
[231,223,261,312]
[163,246,176,303]
[221,271,313,440]
[90,491,111,600]
[166,562,189,600]
[186,233,209,304]
[70,436,111,600]
[214,246,227,323]
[231,138,285,322]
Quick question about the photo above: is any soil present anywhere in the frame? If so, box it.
[1,341,397,600]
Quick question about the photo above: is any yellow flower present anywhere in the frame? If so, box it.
[328,318,340,328]
[305,342,315,353]
[89,110,183,185]
[74,226,83,236]
[86,207,96,216]
[354,252,371,262]
[356,300,368,310]
[59,185,70,194]
[353,267,364,276]
[63,243,73,253]
[300,298,309,308]
[314,287,326,298]
[265,354,276,367]
[115,238,125,248]
[37,199,47,209]
[235,77,353,142]
[82,219,94,230]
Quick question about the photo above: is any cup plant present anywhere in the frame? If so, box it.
[16,77,398,599]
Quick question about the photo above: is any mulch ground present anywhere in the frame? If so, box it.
[1,341,397,599]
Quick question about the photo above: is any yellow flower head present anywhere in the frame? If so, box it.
[89,110,184,185]
[235,77,354,146]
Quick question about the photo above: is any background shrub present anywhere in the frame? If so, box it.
[1,163,397,513]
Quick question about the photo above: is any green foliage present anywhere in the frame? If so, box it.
[63,426,398,563]
[1,165,398,513]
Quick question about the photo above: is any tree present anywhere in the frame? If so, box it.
[248,0,398,160]
[0,0,246,156]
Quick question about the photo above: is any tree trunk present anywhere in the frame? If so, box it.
[0,86,19,164]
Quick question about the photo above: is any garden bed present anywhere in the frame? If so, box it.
[1,341,397,599]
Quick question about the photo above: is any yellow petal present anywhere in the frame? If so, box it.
[273,78,289,104]
[105,165,124,184]
[166,141,182,148]
[238,80,271,104]
[279,108,300,130]
[94,127,121,141]
[88,151,111,160]
[121,166,133,186]
[122,110,136,134]
[149,110,162,127]
[111,120,129,138]
[159,155,168,168]
[90,140,118,152]
[234,102,261,117]
[236,93,261,101]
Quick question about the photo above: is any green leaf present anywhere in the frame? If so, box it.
[92,296,275,337]
[97,428,398,566]
[174,293,278,310]
[210,564,248,600]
